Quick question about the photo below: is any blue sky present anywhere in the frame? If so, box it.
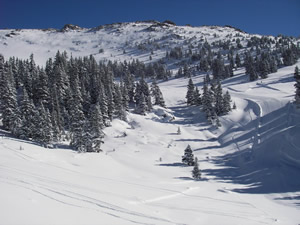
[1,0,299,36]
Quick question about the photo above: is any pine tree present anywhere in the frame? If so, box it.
[124,70,135,103]
[282,48,296,66]
[99,83,110,126]
[69,80,86,151]
[235,53,241,68]
[212,52,225,80]
[147,95,153,111]
[18,88,36,139]
[113,84,123,118]
[0,54,5,104]
[192,157,201,180]
[223,91,232,113]
[176,67,183,77]
[215,116,221,128]
[121,82,129,111]
[232,102,237,109]
[202,79,214,119]
[214,81,224,115]
[294,66,299,79]
[85,104,104,152]
[31,103,53,145]
[0,63,18,132]
[245,53,258,81]
[183,63,191,78]
[106,83,115,121]
[182,145,195,166]
[139,76,151,109]
[177,127,181,135]
[35,68,50,107]
[295,66,300,106]
[151,80,166,107]
[193,87,202,106]
[135,93,147,115]
[199,58,209,72]
[186,78,195,105]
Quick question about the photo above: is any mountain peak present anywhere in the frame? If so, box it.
[60,24,83,32]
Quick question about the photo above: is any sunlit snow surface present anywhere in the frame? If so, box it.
[0,23,300,224]
[0,22,257,66]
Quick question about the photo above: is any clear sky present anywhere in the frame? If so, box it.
[1,0,299,37]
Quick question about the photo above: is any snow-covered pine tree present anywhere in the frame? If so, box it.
[147,95,153,111]
[106,82,115,121]
[199,57,209,72]
[177,127,181,135]
[202,78,214,120]
[139,76,151,110]
[35,68,50,107]
[215,116,221,128]
[18,88,36,139]
[183,63,191,78]
[214,81,224,115]
[228,53,234,69]
[31,103,53,145]
[245,53,258,81]
[294,66,299,79]
[113,84,122,115]
[186,78,195,105]
[212,52,225,80]
[192,157,201,180]
[85,104,104,152]
[124,70,135,103]
[0,63,19,133]
[176,67,183,78]
[182,145,195,166]
[282,48,297,66]
[121,82,130,111]
[114,84,127,121]
[151,80,166,107]
[135,93,147,115]
[235,53,241,68]
[69,78,86,151]
[193,87,202,106]
[232,102,237,109]
[294,66,300,106]
[222,91,232,113]
[99,83,110,127]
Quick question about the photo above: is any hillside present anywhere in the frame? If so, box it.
[0,21,256,65]
[0,21,300,224]
[1,62,300,224]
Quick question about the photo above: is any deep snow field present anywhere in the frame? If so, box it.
[1,60,300,225]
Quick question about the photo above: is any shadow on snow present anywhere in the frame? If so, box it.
[202,103,300,197]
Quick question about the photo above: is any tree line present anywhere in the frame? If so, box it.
[0,52,166,151]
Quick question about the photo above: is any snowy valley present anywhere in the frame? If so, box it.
[0,21,300,225]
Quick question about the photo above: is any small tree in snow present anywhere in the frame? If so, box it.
[232,102,237,110]
[177,127,181,135]
[182,145,194,166]
[192,157,201,180]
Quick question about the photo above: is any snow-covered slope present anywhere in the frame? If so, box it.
[0,21,254,65]
[1,60,300,225]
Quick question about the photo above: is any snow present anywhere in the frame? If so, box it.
[0,22,253,66]
[1,60,300,224]
[1,22,300,224]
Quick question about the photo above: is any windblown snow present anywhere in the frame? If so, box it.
[0,22,300,225]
